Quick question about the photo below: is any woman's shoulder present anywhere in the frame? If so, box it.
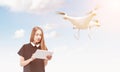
[22,43,31,47]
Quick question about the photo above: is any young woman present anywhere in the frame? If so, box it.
[17,26,52,72]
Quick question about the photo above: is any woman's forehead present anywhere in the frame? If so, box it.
[35,30,42,34]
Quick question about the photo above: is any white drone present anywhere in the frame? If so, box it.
[57,7,100,39]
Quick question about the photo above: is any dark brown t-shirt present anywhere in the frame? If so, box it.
[18,43,45,72]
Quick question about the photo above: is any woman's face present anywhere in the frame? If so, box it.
[33,30,42,44]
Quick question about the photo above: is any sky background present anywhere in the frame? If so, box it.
[0,0,120,72]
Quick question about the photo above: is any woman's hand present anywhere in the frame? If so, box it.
[31,54,36,61]
[46,55,52,60]
[19,55,35,67]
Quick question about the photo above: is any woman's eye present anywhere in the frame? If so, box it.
[36,34,42,36]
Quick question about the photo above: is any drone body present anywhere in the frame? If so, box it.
[57,8,100,39]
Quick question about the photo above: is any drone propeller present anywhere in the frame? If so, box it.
[86,5,99,14]
[56,11,66,15]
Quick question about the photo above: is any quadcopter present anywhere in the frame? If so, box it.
[57,7,100,39]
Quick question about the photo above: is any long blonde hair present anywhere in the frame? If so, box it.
[30,26,47,50]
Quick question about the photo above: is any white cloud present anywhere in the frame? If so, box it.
[43,24,57,31]
[45,44,120,72]
[96,0,120,34]
[45,31,59,39]
[14,29,25,39]
[0,0,64,14]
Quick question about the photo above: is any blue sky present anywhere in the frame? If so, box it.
[0,0,120,72]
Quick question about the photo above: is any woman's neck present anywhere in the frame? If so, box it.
[32,41,39,45]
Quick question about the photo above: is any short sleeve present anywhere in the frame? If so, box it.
[17,45,25,57]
